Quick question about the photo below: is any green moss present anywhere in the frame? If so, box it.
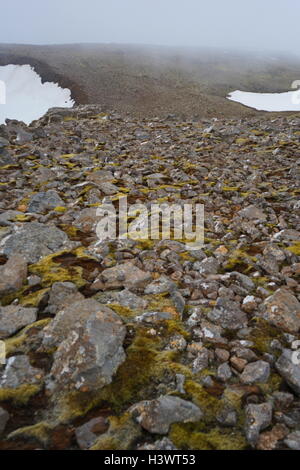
[286,242,300,256]
[7,422,53,446]
[170,423,248,450]
[108,303,137,319]
[0,384,41,405]
[184,380,223,424]
[249,318,285,354]
[4,318,51,356]
[20,288,50,308]
[224,249,257,271]
[91,413,141,450]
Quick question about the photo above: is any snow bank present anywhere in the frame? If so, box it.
[0,64,74,125]
[227,89,300,112]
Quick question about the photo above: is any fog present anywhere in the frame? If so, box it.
[1,0,300,56]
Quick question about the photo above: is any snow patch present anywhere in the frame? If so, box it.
[227,89,300,112]
[0,64,74,125]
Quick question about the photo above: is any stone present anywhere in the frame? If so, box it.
[129,395,203,434]
[284,430,300,450]
[0,305,37,339]
[47,304,126,394]
[242,295,257,313]
[27,190,65,214]
[193,257,219,275]
[240,360,270,384]
[216,406,237,427]
[95,263,152,291]
[139,437,178,450]
[217,362,232,382]
[238,205,267,221]
[0,254,27,296]
[0,355,44,389]
[0,222,75,264]
[261,288,300,333]
[0,407,9,435]
[144,275,176,294]
[245,402,273,447]
[208,298,248,330]
[75,417,109,449]
[94,289,148,310]
[135,311,173,323]
[46,281,84,314]
[257,424,289,450]
[275,349,300,396]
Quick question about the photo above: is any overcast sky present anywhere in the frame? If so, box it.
[1,0,299,55]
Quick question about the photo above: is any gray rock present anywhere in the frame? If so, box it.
[0,355,44,389]
[284,430,300,450]
[171,290,186,316]
[0,210,22,227]
[245,402,273,447]
[94,288,148,310]
[208,298,248,330]
[129,395,203,434]
[96,262,152,291]
[0,222,75,264]
[276,349,300,396]
[75,417,109,449]
[0,305,37,339]
[144,275,176,294]
[0,407,9,435]
[0,254,27,296]
[238,205,267,222]
[135,311,173,323]
[47,304,126,394]
[261,288,300,334]
[27,190,65,214]
[139,437,178,450]
[46,281,84,314]
[217,362,232,382]
[193,257,219,275]
[216,406,237,427]
[240,360,270,384]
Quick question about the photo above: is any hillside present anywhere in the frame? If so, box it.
[1,44,300,118]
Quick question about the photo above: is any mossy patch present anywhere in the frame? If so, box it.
[91,413,141,450]
[286,242,300,256]
[0,384,41,405]
[7,422,53,446]
[170,423,248,450]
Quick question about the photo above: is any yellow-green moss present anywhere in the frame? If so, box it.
[7,421,53,446]
[170,423,248,450]
[184,380,223,424]
[91,413,141,450]
[20,288,50,308]
[0,384,41,405]
[4,318,51,356]
[286,242,300,256]
[249,318,285,354]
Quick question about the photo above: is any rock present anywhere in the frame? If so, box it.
[0,407,9,435]
[95,263,152,291]
[73,208,100,233]
[193,257,219,275]
[27,190,65,214]
[275,349,300,396]
[47,303,126,394]
[261,288,300,333]
[240,360,270,384]
[75,417,109,449]
[139,437,178,450]
[216,406,237,427]
[284,430,300,450]
[208,298,248,330]
[257,424,289,450]
[144,275,176,294]
[129,395,203,434]
[217,362,232,382]
[135,311,173,323]
[94,288,148,310]
[0,355,44,389]
[238,205,267,222]
[0,254,27,296]
[192,348,209,373]
[0,305,37,339]
[242,295,257,313]
[0,222,75,264]
[230,356,247,372]
[46,282,84,314]
[171,290,185,316]
[0,148,14,166]
[98,181,119,195]
[0,210,22,227]
[245,402,273,447]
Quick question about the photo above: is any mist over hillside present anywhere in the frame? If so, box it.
[1,43,300,118]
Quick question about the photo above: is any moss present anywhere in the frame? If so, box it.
[7,422,53,446]
[108,303,137,320]
[184,380,223,424]
[224,249,257,271]
[28,251,87,288]
[170,423,248,450]
[0,384,41,405]
[91,413,141,450]
[20,288,50,308]
[286,242,300,256]
[4,318,51,356]
[54,206,67,213]
[249,318,285,354]
[222,186,240,192]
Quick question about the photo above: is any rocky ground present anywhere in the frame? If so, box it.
[0,105,299,450]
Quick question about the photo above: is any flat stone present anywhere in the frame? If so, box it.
[0,222,75,264]
[245,402,273,447]
[27,190,65,214]
[129,395,203,434]
[0,305,37,339]
[0,254,27,296]
[0,355,44,389]
[275,349,300,396]
[261,288,300,333]
[240,360,270,384]
[208,298,248,330]
[96,263,152,291]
